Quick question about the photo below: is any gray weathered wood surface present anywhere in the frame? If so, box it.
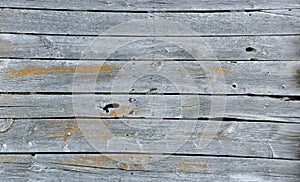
[0,34,299,60]
[0,94,299,122]
[0,0,299,181]
[1,60,299,95]
[0,154,299,182]
[0,9,299,36]
[0,119,299,160]
[1,0,299,11]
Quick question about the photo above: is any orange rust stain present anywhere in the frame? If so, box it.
[8,64,119,77]
[185,67,204,71]
[47,119,113,139]
[178,161,211,173]
[120,163,130,170]
[208,67,232,73]
[136,162,143,168]
[76,156,111,164]
[58,156,113,168]
[185,66,231,74]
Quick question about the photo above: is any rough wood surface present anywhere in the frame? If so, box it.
[0,154,299,182]
[0,119,299,159]
[0,0,299,180]
[0,94,299,122]
[0,0,299,11]
[0,34,299,60]
[0,9,299,36]
[1,59,299,95]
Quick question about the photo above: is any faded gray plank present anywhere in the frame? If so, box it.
[1,154,299,182]
[0,94,299,122]
[0,0,299,11]
[0,9,299,35]
[0,34,299,60]
[1,60,299,95]
[0,119,299,159]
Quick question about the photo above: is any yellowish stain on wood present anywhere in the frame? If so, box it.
[185,66,232,73]
[7,64,120,77]
[37,119,114,139]
[45,122,78,140]
[209,67,232,73]
[208,76,215,83]
[85,130,113,139]
[107,154,151,170]
[57,155,147,170]
[100,105,134,118]
[195,132,230,140]
[0,156,19,163]
[58,155,117,169]
[177,161,211,173]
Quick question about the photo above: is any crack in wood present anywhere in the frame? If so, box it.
[0,119,14,133]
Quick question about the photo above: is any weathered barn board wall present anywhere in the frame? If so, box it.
[0,0,299,181]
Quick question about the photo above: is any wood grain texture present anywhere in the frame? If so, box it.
[1,60,300,95]
[0,34,299,60]
[0,0,299,11]
[0,94,299,122]
[0,119,299,159]
[0,9,299,36]
[0,154,299,182]
[0,0,299,180]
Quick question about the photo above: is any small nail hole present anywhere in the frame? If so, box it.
[246,47,256,52]
[232,83,237,89]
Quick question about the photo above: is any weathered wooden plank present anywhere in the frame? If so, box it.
[1,154,299,181]
[0,119,299,159]
[0,0,299,11]
[0,94,299,122]
[1,60,299,95]
[0,34,299,60]
[0,9,299,35]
